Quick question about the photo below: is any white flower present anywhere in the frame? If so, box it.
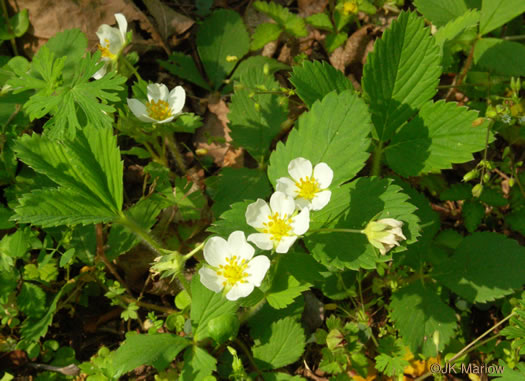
[245,191,310,253]
[363,218,407,255]
[127,83,185,124]
[199,231,270,301]
[93,13,128,79]
[276,157,333,211]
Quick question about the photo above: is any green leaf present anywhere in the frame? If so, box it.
[479,188,507,207]
[265,262,311,309]
[362,11,441,141]
[248,296,304,340]
[12,125,123,227]
[197,9,250,89]
[9,47,126,139]
[268,91,371,187]
[229,66,288,162]
[479,0,525,35]
[17,283,47,318]
[253,1,308,37]
[158,52,211,90]
[289,61,354,109]
[305,177,419,270]
[506,209,525,236]
[374,337,410,377]
[231,56,289,82]
[440,183,472,201]
[492,361,525,380]
[390,283,456,357]
[191,273,239,341]
[251,23,283,50]
[385,101,489,176]
[324,32,348,53]
[0,206,15,229]
[252,317,306,370]
[434,232,525,303]
[44,29,88,81]
[0,9,29,40]
[474,38,525,77]
[106,198,164,261]
[434,10,480,48]
[413,0,468,27]
[180,346,217,381]
[112,333,190,377]
[208,200,254,237]
[306,13,333,31]
[205,167,272,217]
[462,200,484,232]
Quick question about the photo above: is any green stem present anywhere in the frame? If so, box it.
[503,35,525,41]
[165,134,187,174]
[309,227,363,234]
[371,141,383,177]
[183,242,205,261]
[120,55,142,81]
[116,214,164,255]
[0,0,19,56]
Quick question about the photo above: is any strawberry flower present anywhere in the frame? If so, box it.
[276,157,333,211]
[199,231,270,301]
[245,191,310,253]
[93,13,128,79]
[127,83,185,124]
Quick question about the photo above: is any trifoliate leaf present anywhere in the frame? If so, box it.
[434,232,525,303]
[252,317,306,370]
[229,66,288,163]
[289,60,354,108]
[306,177,419,270]
[191,273,239,341]
[253,1,308,37]
[390,283,456,357]
[112,333,190,377]
[413,0,468,27]
[268,90,371,187]
[197,9,249,89]
[12,125,123,227]
[205,167,271,217]
[385,101,489,176]
[362,11,441,141]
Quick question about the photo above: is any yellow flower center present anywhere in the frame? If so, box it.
[146,99,173,121]
[295,176,320,201]
[263,212,292,242]
[98,38,116,59]
[343,1,359,14]
[216,256,249,287]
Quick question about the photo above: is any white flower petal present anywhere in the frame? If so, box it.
[311,190,331,211]
[247,233,273,251]
[378,218,403,228]
[114,13,128,42]
[226,282,254,301]
[294,198,311,210]
[245,256,270,286]
[96,25,123,55]
[168,86,186,115]
[199,267,224,293]
[127,98,147,118]
[291,207,310,235]
[246,199,271,229]
[288,157,312,182]
[275,235,297,253]
[147,83,169,102]
[313,162,333,189]
[270,191,295,217]
[228,231,254,261]
[155,116,175,124]
[276,177,298,198]
[203,236,229,267]
[93,64,108,80]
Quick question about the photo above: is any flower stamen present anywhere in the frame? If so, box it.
[295,176,320,201]
[98,38,116,59]
[146,99,173,121]
[216,256,249,286]
[263,212,293,242]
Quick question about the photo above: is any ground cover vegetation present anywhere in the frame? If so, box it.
[1,0,525,379]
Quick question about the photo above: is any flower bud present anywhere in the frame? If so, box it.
[483,173,491,183]
[472,184,483,198]
[463,169,479,182]
[363,218,407,255]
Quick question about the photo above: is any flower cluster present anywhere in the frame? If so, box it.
[200,157,334,300]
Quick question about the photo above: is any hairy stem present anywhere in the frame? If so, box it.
[371,141,383,177]
[165,134,187,174]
